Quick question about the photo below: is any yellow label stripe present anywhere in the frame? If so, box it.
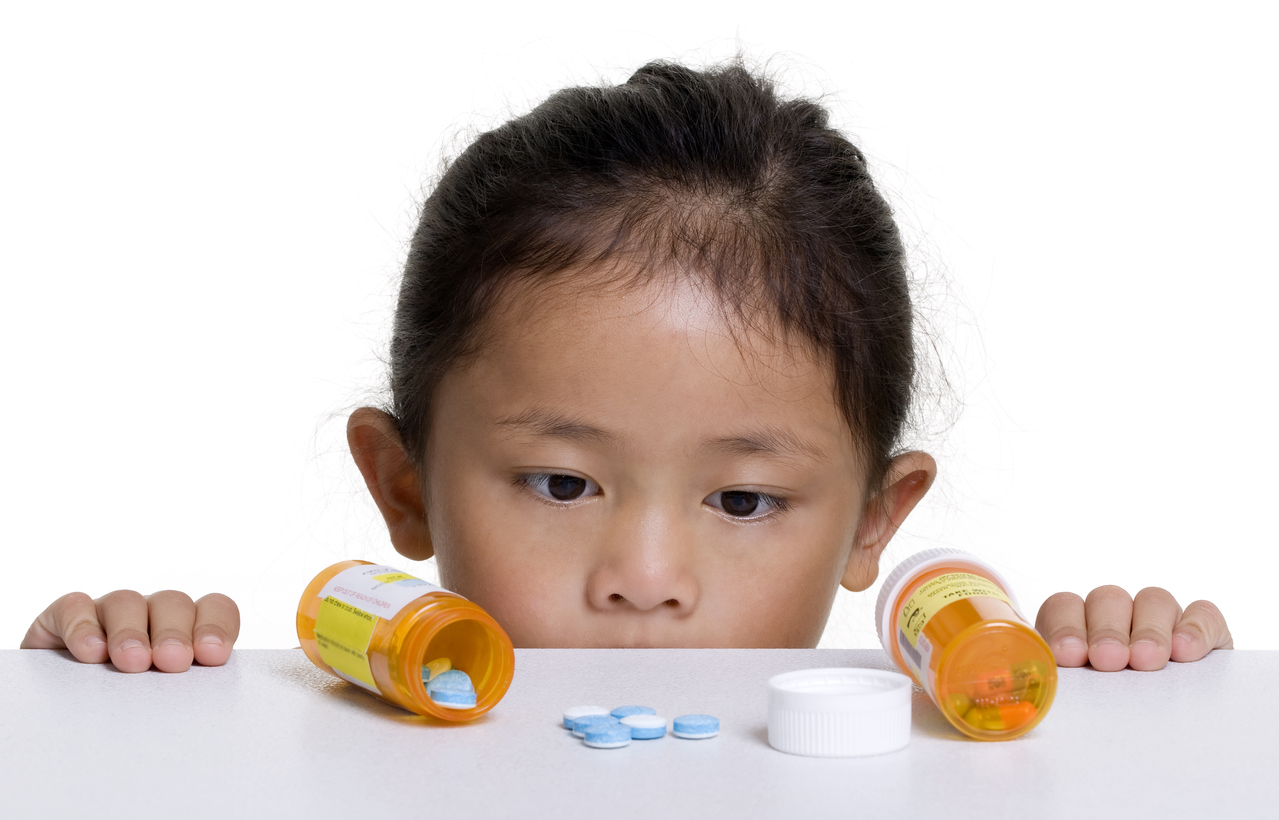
[372,573,416,583]
[315,595,379,692]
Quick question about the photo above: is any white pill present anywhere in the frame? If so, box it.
[621,714,667,740]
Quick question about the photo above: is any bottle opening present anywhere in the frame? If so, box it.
[422,619,493,689]
[410,611,514,718]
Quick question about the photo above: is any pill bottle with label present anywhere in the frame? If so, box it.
[876,548,1057,740]
[297,560,515,722]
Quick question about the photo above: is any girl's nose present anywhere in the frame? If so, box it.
[585,504,700,614]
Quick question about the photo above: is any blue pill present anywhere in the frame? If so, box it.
[563,706,610,729]
[672,714,719,739]
[427,669,474,693]
[583,722,632,749]
[430,688,477,709]
[571,714,620,738]
[610,705,657,719]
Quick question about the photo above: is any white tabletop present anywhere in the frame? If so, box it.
[3,648,1274,819]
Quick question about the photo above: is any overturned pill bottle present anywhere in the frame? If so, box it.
[297,560,515,722]
[876,548,1057,741]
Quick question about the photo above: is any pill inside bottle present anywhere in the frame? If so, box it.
[876,549,1057,741]
[297,560,515,721]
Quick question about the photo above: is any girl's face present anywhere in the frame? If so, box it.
[352,267,933,647]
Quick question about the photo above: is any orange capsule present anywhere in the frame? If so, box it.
[997,701,1037,730]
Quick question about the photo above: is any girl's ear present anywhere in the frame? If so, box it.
[840,451,936,592]
[347,407,434,561]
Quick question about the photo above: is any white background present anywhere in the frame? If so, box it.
[2,2,1274,652]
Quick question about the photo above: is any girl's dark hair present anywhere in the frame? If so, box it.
[391,59,914,492]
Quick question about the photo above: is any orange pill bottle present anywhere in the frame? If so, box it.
[876,549,1057,740]
[297,560,515,722]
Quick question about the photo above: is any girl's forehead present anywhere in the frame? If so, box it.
[446,271,855,457]
[492,268,822,368]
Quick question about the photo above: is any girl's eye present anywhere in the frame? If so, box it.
[516,473,600,503]
[704,490,790,520]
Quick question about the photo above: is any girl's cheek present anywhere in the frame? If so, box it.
[442,508,586,646]
[733,536,845,646]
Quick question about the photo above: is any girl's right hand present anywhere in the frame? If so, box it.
[20,590,239,672]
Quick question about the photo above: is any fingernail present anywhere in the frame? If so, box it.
[1094,637,1123,648]
[157,638,185,649]
[119,638,145,651]
[197,635,224,648]
[85,636,105,648]
[1131,639,1159,650]
[1057,637,1086,653]
[1173,632,1194,648]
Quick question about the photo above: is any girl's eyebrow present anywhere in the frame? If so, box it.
[494,407,825,463]
[699,429,827,463]
[494,408,620,447]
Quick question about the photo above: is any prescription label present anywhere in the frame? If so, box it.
[898,572,1011,650]
[314,564,454,694]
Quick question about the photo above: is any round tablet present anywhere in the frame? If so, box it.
[427,669,473,693]
[583,722,632,749]
[571,714,620,738]
[672,714,719,739]
[430,688,477,709]
[562,705,610,729]
[620,714,667,740]
[610,705,657,719]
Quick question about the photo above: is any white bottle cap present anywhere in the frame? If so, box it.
[766,668,912,757]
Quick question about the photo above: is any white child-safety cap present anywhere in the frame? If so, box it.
[767,668,912,757]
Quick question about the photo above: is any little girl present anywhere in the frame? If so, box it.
[22,59,1232,672]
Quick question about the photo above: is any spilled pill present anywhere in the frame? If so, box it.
[620,714,666,740]
[572,714,620,738]
[563,706,611,729]
[672,714,719,739]
[583,723,632,749]
[610,705,657,719]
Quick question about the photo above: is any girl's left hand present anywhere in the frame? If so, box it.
[1035,586,1233,671]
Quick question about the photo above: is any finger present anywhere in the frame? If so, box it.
[192,593,240,667]
[1127,587,1181,671]
[1035,591,1089,667]
[1171,599,1233,662]
[19,592,110,663]
[96,590,153,673]
[146,590,196,673]
[1084,585,1133,672]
